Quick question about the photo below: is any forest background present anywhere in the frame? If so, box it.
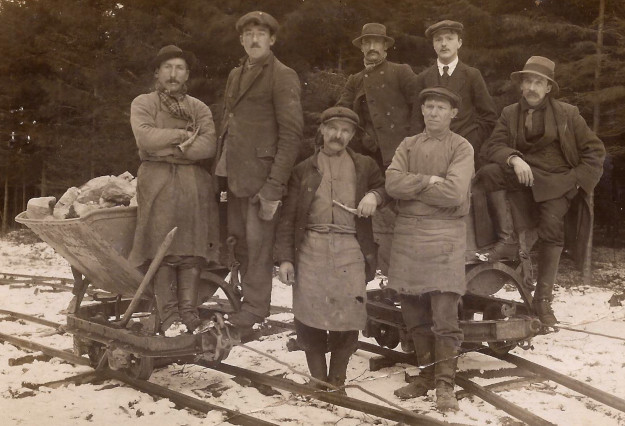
[0,0,624,245]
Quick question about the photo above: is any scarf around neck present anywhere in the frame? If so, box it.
[155,81,193,123]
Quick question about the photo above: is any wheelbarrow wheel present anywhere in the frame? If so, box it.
[127,355,154,380]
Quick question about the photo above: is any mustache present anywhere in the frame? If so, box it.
[367,49,380,55]
[167,78,181,84]
[250,42,261,48]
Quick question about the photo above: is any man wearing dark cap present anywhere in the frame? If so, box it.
[129,45,219,336]
[337,22,420,275]
[415,20,497,166]
[479,56,605,326]
[386,87,474,411]
[215,11,304,329]
[275,106,388,391]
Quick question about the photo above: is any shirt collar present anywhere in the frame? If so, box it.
[437,57,459,76]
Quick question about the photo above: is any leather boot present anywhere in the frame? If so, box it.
[153,265,181,332]
[434,339,459,412]
[328,345,355,395]
[532,244,563,326]
[481,191,518,262]
[305,350,328,389]
[394,333,435,399]
[177,266,201,332]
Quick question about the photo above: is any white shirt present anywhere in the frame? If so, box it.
[437,56,459,76]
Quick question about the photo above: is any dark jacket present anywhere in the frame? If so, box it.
[415,61,497,150]
[275,148,389,281]
[480,97,605,265]
[216,52,304,200]
[337,61,420,166]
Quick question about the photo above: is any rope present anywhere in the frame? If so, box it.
[554,325,625,342]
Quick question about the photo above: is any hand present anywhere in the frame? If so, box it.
[252,193,282,221]
[510,156,534,186]
[429,175,444,185]
[356,192,378,217]
[278,261,295,285]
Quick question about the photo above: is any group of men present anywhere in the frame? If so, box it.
[129,10,605,413]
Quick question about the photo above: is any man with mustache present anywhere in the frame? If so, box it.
[275,106,388,391]
[337,23,420,275]
[129,45,219,336]
[215,11,303,329]
[479,56,605,326]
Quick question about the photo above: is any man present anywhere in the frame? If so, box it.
[275,106,388,390]
[129,45,219,336]
[479,56,605,326]
[215,11,304,329]
[386,87,474,411]
[414,20,497,165]
[337,22,420,274]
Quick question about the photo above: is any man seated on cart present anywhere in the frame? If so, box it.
[275,106,388,390]
[129,45,220,336]
[386,87,474,411]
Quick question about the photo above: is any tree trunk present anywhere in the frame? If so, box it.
[2,174,8,235]
[41,160,47,197]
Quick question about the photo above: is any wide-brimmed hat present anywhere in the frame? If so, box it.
[352,23,395,48]
[425,20,464,39]
[151,45,197,70]
[510,56,559,96]
[418,86,462,109]
[236,11,279,34]
[321,106,360,127]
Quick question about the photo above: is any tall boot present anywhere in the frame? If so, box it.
[394,333,435,399]
[153,265,181,333]
[532,244,563,326]
[328,347,354,395]
[305,350,328,389]
[481,191,518,262]
[177,266,201,332]
[434,339,459,412]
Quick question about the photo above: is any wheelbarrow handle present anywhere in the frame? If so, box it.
[119,227,178,328]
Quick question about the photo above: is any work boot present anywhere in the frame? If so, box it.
[479,191,518,262]
[177,266,201,332]
[304,350,328,389]
[153,264,181,333]
[394,333,435,399]
[434,339,459,412]
[532,244,563,326]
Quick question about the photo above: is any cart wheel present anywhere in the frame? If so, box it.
[127,355,154,380]
[374,323,400,349]
[483,303,515,357]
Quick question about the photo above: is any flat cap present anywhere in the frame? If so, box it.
[321,106,360,127]
[151,45,197,70]
[236,11,279,34]
[418,86,462,109]
[425,20,464,39]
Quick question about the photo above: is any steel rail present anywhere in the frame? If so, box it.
[0,308,64,330]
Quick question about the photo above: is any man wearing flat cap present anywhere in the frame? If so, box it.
[337,22,420,275]
[215,11,304,329]
[415,20,497,166]
[386,87,474,411]
[275,106,389,391]
[129,45,219,336]
[479,56,605,326]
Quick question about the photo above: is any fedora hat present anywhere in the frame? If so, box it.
[510,56,559,96]
[352,23,395,48]
[151,45,197,70]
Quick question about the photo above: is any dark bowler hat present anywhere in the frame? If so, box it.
[236,11,279,34]
[352,23,395,48]
[151,45,197,70]
[321,106,360,127]
[425,20,464,39]
[510,56,559,96]
[418,86,462,109]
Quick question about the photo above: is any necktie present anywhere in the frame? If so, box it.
[525,109,534,133]
[441,65,450,87]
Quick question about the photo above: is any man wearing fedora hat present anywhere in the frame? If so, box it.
[386,87,473,411]
[275,106,388,391]
[337,22,420,275]
[479,56,605,325]
[215,11,303,329]
[129,45,219,336]
[414,20,497,166]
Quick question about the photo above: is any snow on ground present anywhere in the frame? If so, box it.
[0,232,624,425]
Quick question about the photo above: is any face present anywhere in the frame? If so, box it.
[155,57,189,95]
[432,30,462,64]
[360,36,388,62]
[521,74,552,106]
[421,97,458,133]
[240,23,275,61]
[321,120,357,155]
